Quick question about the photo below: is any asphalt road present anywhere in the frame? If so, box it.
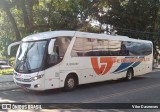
[1,69,160,112]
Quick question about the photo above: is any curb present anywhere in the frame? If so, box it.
[0,75,13,83]
[0,81,18,91]
[0,75,17,91]
[0,86,19,91]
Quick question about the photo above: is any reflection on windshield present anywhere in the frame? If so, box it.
[15,41,47,73]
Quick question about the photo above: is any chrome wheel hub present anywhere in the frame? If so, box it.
[67,78,75,88]
[128,72,132,79]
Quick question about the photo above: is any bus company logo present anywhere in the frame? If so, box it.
[91,57,115,75]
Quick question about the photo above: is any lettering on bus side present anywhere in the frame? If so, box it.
[66,63,79,66]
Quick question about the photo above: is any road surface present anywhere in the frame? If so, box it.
[1,69,160,112]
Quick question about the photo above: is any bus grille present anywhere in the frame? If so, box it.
[15,78,32,82]
[16,82,31,88]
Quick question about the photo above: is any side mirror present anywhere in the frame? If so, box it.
[8,41,21,55]
[48,39,56,54]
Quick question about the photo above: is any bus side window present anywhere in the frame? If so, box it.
[48,37,72,66]
[92,39,109,56]
[48,41,59,65]
[58,37,71,58]
[109,40,121,56]
[119,43,129,56]
[71,37,84,57]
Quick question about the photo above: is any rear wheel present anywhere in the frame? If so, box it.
[64,75,77,91]
[125,69,133,81]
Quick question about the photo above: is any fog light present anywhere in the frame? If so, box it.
[34,84,40,88]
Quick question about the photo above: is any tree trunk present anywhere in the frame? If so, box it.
[26,0,34,32]
[20,0,33,34]
[151,1,160,61]
[4,8,21,41]
[48,0,54,26]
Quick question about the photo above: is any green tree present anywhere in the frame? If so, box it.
[102,0,160,57]
[0,0,21,41]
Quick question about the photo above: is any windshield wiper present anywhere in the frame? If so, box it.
[25,56,32,73]
[15,50,28,71]
[16,43,34,73]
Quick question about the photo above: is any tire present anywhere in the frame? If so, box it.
[125,69,133,81]
[64,75,77,91]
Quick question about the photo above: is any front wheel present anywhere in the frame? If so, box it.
[64,75,77,91]
[125,69,133,81]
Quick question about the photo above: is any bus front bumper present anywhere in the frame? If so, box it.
[14,78,45,91]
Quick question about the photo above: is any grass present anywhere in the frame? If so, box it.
[0,68,14,75]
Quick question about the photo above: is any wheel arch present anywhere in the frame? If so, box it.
[65,72,79,86]
[128,67,134,76]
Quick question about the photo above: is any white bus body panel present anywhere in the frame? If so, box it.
[11,31,153,91]
[44,65,60,90]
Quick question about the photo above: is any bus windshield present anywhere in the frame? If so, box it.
[15,41,47,73]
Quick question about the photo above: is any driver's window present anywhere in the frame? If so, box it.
[48,44,59,64]
[48,36,72,65]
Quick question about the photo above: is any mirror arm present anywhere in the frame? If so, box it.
[8,41,21,55]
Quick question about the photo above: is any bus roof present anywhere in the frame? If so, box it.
[22,31,76,42]
[22,30,152,43]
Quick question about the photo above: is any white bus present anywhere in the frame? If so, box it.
[8,31,153,91]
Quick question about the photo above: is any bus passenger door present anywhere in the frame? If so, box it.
[44,39,60,89]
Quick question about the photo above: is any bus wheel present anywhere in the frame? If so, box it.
[125,69,133,81]
[64,75,77,91]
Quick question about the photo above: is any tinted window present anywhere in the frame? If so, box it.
[71,38,109,57]
[71,38,152,57]
[123,41,152,56]
[92,39,109,56]
[71,38,93,56]
[109,40,121,56]
[57,37,72,58]
[48,36,72,66]
[143,43,152,55]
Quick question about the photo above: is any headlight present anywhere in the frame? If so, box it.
[31,74,44,81]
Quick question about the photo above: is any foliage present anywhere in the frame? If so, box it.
[0,56,15,67]
[0,56,7,60]
[9,57,16,67]
[0,69,14,75]
[101,0,160,56]
[0,0,160,58]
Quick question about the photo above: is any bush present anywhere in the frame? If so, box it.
[9,57,16,67]
[0,56,6,60]
[0,56,16,67]
[0,69,14,75]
